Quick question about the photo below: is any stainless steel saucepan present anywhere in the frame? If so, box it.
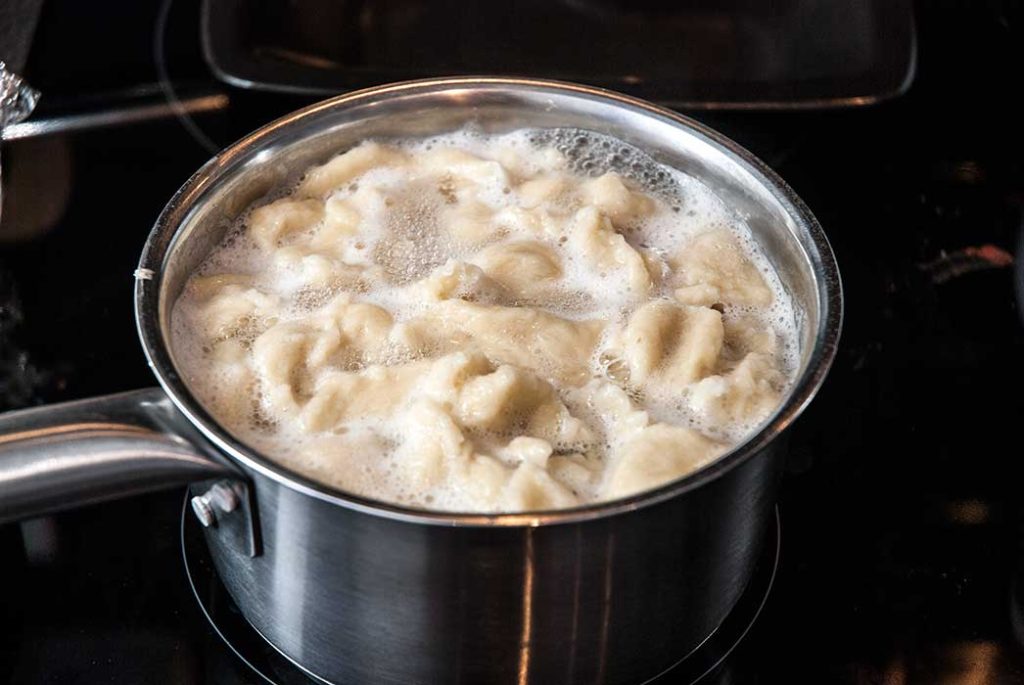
[0,77,842,684]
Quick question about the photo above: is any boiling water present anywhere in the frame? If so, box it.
[171,128,800,511]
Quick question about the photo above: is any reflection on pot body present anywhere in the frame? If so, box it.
[195,440,780,683]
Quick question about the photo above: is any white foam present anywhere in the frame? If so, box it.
[171,127,801,511]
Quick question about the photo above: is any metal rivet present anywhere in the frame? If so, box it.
[191,494,216,527]
[209,482,239,513]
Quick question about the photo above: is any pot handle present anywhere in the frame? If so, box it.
[0,387,235,524]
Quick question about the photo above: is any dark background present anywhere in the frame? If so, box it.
[1,1,1023,682]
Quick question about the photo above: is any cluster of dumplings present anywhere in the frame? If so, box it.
[172,130,798,512]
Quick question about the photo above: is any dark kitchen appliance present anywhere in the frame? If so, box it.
[201,0,916,109]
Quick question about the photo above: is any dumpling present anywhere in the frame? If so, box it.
[296,142,407,198]
[548,453,600,497]
[191,283,278,342]
[586,381,650,437]
[303,196,363,256]
[392,397,510,509]
[250,296,400,417]
[670,229,773,307]
[412,352,591,446]
[300,362,428,432]
[496,436,554,468]
[587,381,723,500]
[251,322,318,416]
[580,172,655,227]
[454,364,551,430]
[612,301,723,387]
[460,456,510,507]
[721,314,777,366]
[491,205,563,240]
[471,241,561,298]
[272,248,369,289]
[504,462,579,510]
[396,398,473,489]
[517,174,569,209]
[442,200,498,247]
[494,144,566,179]
[415,351,494,402]
[688,353,784,426]
[569,206,651,296]
[425,300,604,386]
[415,260,508,304]
[454,365,591,445]
[316,294,395,358]
[601,423,722,499]
[420,147,510,186]
[249,198,324,251]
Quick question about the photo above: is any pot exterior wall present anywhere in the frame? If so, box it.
[203,443,782,685]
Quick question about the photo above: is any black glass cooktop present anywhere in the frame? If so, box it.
[2,1,1024,683]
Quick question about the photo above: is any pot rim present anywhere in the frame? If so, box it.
[135,76,843,527]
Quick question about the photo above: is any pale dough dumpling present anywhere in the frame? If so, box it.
[423,300,604,386]
[249,295,409,418]
[471,241,561,298]
[603,423,723,499]
[296,143,408,198]
[249,198,324,251]
[415,260,508,304]
[722,314,777,364]
[419,147,511,189]
[688,353,785,426]
[612,301,723,387]
[580,172,655,227]
[389,360,585,511]
[587,382,724,500]
[454,365,592,446]
[189,281,278,342]
[517,174,569,210]
[443,200,498,247]
[671,229,773,307]
[300,363,426,432]
[569,206,651,296]
[505,463,579,510]
[394,398,473,490]
[251,321,316,416]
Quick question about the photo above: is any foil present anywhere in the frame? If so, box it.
[0,60,39,129]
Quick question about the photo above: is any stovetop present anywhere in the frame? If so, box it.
[2,1,1024,683]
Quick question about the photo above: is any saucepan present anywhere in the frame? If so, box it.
[0,77,841,684]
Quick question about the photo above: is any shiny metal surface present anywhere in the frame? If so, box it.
[1,92,229,141]
[191,491,217,528]
[191,480,243,528]
[137,76,842,524]
[0,78,842,684]
[133,78,842,683]
[0,388,230,523]
[203,444,782,684]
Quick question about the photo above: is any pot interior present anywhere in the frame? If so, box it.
[139,78,839,518]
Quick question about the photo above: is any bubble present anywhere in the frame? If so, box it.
[170,125,802,513]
